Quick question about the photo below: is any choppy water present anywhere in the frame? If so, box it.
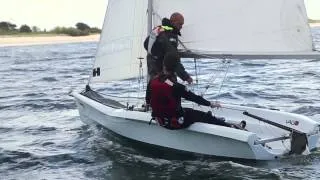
[1,28,320,180]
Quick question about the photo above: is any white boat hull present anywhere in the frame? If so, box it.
[72,91,320,160]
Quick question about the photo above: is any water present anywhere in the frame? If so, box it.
[1,28,320,180]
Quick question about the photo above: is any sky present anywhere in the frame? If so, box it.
[0,0,107,30]
[0,0,319,30]
[305,0,320,20]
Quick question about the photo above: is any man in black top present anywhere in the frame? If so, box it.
[144,12,193,84]
[146,52,233,130]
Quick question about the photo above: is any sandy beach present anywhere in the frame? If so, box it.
[0,34,100,47]
[310,23,320,27]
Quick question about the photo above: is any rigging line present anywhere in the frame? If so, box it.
[127,80,143,108]
[137,57,145,88]
[201,59,231,97]
[135,3,148,105]
[178,45,230,96]
[194,58,199,87]
[125,84,137,108]
[200,62,222,96]
[202,63,224,96]
[189,57,202,93]
[178,39,189,51]
[216,59,231,100]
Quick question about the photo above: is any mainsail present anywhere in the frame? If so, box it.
[153,0,315,57]
[91,0,319,83]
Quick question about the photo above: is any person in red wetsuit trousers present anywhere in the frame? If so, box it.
[146,52,233,130]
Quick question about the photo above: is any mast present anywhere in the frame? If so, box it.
[147,0,153,34]
[146,0,153,82]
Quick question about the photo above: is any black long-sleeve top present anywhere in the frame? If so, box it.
[143,18,190,81]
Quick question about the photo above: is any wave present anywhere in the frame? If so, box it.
[23,92,47,97]
[241,62,267,67]
[209,92,240,100]
[40,77,58,82]
[23,126,57,135]
[9,67,47,72]
[0,101,76,111]
[291,106,320,116]
[0,127,14,134]
[234,90,260,98]
[0,150,33,163]
[0,150,92,172]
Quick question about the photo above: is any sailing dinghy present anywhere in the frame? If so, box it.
[72,0,320,160]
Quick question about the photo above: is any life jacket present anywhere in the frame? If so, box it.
[150,77,184,129]
[147,25,174,55]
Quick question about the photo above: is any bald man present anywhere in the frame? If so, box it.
[144,12,193,84]
[170,12,184,32]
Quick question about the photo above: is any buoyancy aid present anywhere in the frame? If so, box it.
[150,78,184,129]
[147,25,174,55]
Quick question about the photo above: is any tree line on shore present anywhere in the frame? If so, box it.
[0,21,101,36]
[309,19,320,23]
[1,19,318,37]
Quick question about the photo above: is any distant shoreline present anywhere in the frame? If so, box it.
[0,34,100,47]
[0,23,319,47]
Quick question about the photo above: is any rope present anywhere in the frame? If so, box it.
[200,59,231,97]
[193,58,199,91]
[215,60,231,99]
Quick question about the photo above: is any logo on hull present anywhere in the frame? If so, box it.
[286,120,299,126]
